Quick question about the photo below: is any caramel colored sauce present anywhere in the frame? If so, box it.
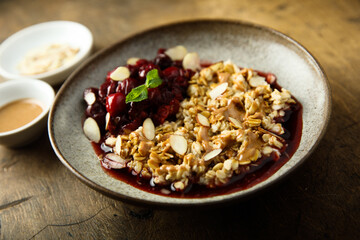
[239,131,263,162]
[214,101,240,120]
[0,98,43,133]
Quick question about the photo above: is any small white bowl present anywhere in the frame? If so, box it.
[0,21,93,86]
[0,78,55,147]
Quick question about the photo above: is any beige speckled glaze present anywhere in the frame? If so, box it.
[48,20,331,207]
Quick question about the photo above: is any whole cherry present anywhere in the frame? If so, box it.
[106,92,127,117]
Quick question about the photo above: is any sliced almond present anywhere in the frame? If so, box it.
[160,188,171,195]
[83,117,101,143]
[228,117,242,128]
[110,66,130,81]
[170,135,188,155]
[224,59,240,73]
[103,153,126,169]
[203,148,222,161]
[105,136,117,147]
[217,72,231,83]
[209,82,228,100]
[105,112,110,130]
[104,153,124,162]
[196,113,210,127]
[142,118,155,140]
[127,57,139,65]
[182,52,200,71]
[165,45,188,60]
[249,76,267,87]
[84,91,96,105]
[114,135,122,155]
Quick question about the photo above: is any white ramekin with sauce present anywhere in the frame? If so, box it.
[0,78,55,147]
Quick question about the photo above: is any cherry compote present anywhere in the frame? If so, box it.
[84,48,194,136]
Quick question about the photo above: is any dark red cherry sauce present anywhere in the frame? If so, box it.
[90,65,303,198]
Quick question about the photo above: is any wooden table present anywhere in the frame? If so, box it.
[1,0,359,239]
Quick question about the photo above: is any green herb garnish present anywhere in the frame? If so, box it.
[145,69,163,88]
[125,69,163,103]
[125,85,148,103]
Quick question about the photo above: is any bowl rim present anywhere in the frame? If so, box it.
[0,20,93,81]
[48,19,331,208]
[0,78,55,136]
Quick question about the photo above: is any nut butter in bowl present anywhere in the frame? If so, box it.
[0,78,55,147]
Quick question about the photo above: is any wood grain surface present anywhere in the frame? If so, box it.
[0,0,359,239]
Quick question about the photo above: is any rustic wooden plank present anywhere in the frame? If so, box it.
[0,0,359,239]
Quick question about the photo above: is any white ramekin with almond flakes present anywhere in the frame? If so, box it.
[0,21,93,85]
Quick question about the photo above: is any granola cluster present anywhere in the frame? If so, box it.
[102,60,296,191]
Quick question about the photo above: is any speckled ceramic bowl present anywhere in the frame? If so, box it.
[48,20,331,207]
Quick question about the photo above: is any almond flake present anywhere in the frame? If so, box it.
[160,188,171,195]
[84,92,96,105]
[249,76,267,87]
[105,137,117,146]
[196,113,210,127]
[204,149,222,161]
[105,112,110,130]
[170,135,188,155]
[114,135,122,155]
[182,52,200,71]
[105,153,124,163]
[103,153,126,169]
[209,82,228,100]
[83,117,101,143]
[142,118,155,140]
[218,72,231,83]
[228,117,242,128]
[165,45,188,60]
[110,66,130,81]
[127,57,139,65]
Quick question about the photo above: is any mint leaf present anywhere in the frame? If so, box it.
[145,69,163,88]
[125,69,163,103]
[125,85,148,103]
